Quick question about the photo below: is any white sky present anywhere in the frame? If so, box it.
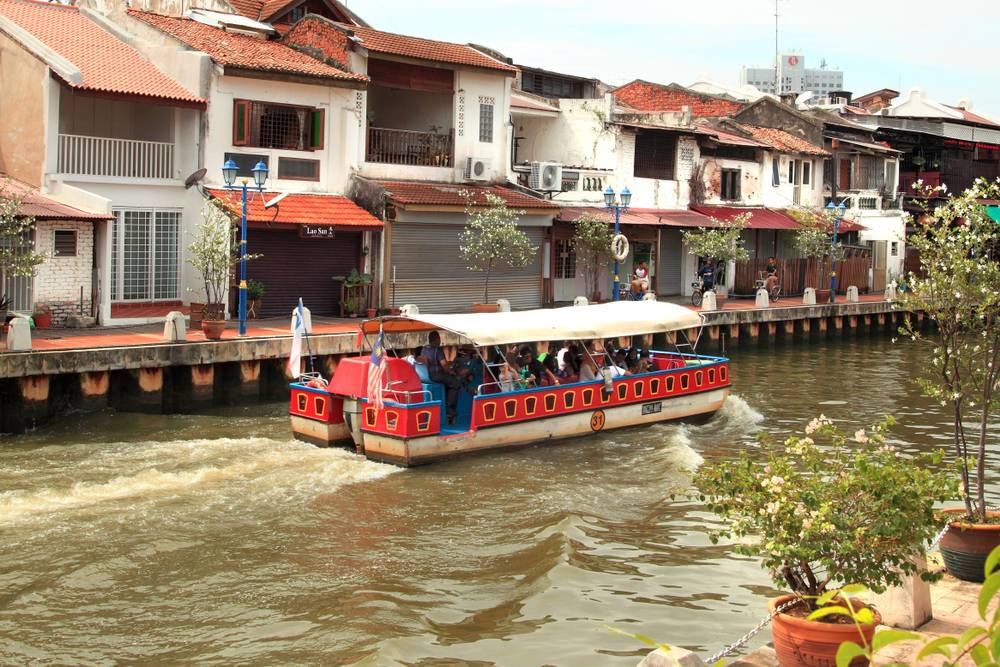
[346,0,1000,118]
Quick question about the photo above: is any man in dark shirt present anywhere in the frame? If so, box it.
[421,331,462,425]
[698,260,716,289]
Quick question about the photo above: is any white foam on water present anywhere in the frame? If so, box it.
[0,438,395,525]
[715,394,765,429]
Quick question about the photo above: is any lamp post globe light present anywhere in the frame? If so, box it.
[826,200,846,304]
[604,186,631,301]
[223,159,268,336]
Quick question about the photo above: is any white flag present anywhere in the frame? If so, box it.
[288,306,305,377]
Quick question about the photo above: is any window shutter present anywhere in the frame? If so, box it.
[233,99,250,145]
[310,108,325,150]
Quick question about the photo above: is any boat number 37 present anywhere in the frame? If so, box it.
[590,410,606,432]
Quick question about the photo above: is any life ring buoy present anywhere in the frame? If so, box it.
[306,377,328,389]
[611,234,629,262]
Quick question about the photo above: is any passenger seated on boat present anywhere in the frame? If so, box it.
[538,350,561,387]
[558,343,580,384]
[609,351,631,378]
[578,341,600,382]
[498,362,518,392]
[405,346,432,383]
[421,331,462,425]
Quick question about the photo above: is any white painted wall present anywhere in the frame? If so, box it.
[857,213,907,280]
[513,98,617,170]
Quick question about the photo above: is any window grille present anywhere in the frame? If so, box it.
[554,238,576,280]
[233,100,323,151]
[111,208,181,302]
[54,230,77,257]
[278,157,320,181]
[633,131,676,180]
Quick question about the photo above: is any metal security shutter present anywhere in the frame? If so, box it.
[390,223,544,313]
[249,228,361,317]
[658,229,683,295]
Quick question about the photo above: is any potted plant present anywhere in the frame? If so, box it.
[188,201,257,340]
[32,302,52,329]
[898,177,1000,582]
[341,269,372,317]
[459,190,536,312]
[695,416,957,667]
[573,211,614,303]
[246,279,264,319]
[681,212,751,300]
[789,207,845,302]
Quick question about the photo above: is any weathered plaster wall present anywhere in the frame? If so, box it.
[0,32,47,185]
[33,219,95,324]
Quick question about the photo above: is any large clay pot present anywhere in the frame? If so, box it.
[202,319,226,340]
[472,303,500,313]
[769,595,880,667]
[33,312,52,329]
[815,289,832,303]
[939,508,1000,582]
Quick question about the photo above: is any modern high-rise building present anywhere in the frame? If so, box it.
[740,53,844,97]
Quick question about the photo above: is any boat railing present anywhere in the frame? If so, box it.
[382,383,432,404]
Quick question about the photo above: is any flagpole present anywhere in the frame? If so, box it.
[298,298,315,374]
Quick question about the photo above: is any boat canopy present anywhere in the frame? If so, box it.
[363,301,703,346]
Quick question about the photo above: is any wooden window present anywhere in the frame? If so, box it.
[633,131,676,180]
[385,411,399,431]
[278,157,320,181]
[365,407,376,426]
[416,410,432,431]
[720,169,741,201]
[479,102,494,143]
[771,157,780,186]
[232,99,323,151]
[634,381,644,398]
[720,366,728,382]
[296,394,308,411]
[289,5,305,22]
[53,230,77,257]
[802,161,811,185]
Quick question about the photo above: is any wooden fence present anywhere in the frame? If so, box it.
[734,249,872,296]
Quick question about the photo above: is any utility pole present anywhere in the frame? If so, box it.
[774,0,779,95]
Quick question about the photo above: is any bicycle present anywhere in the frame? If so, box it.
[691,279,705,307]
[755,272,781,303]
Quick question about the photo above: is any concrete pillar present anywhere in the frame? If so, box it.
[871,555,932,630]
[766,322,777,342]
[799,318,811,337]
[890,311,899,331]
[863,314,872,330]
[817,317,828,337]
[743,322,760,344]
[802,288,816,305]
[755,288,769,308]
[848,315,858,334]
[115,367,165,413]
[727,324,740,347]
[77,370,110,411]
[189,364,214,410]
[238,360,262,400]
[832,316,844,333]
[846,285,859,303]
[783,320,795,338]
[19,375,50,427]
[705,325,720,350]
[877,313,886,329]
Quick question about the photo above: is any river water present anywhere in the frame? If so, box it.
[0,337,988,666]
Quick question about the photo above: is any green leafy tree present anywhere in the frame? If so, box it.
[0,180,48,294]
[898,177,1000,523]
[459,191,536,303]
[695,416,957,605]
[681,213,751,288]
[188,200,258,319]
[789,207,844,261]
[572,211,613,301]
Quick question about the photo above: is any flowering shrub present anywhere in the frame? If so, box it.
[695,417,957,606]
[681,212,751,286]
[458,192,536,303]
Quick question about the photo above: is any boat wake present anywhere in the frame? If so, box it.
[0,437,395,526]
[712,394,764,430]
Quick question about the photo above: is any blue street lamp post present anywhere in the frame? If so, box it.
[604,185,632,301]
[826,200,846,304]
[222,159,268,336]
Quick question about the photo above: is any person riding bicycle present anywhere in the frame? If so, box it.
[765,256,780,294]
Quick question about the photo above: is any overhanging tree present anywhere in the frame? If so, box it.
[572,211,613,301]
[459,192,536,304]
[0,180,47,304]
[681,212,751,289]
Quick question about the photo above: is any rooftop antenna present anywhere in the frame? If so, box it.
[774,0,790,95]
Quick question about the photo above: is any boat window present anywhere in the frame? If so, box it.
[563,391,576,409]
[695,371,704,387]
[385,411,399,431]
[483,402,497,421]
[708,368,716,384]
[365,407,377,427]
[720,366,728,382]
[504,399,518,419]
[582,388,594,406]
[616,383,628,400]
[680,374,690,391]
[666,376,675,393]
[650,378,661,395]
[544,394,557,411]
[313,396,326,416]
[296,394,308,411]
[525,396,538,415]
[635,381,644,398]
[416,410,432,431]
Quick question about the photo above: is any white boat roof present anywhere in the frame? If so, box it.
[381,301,703,346]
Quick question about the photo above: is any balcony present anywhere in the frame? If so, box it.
[57,134,175,180]
[365,127,454,168]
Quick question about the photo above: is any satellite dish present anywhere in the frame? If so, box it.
[184,168,207,190]
[264,191,289,209]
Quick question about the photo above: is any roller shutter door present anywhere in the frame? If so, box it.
[390,223,544,313]
[658,228,683,295]
[248,228,361,317]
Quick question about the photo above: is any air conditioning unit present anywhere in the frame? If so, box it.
[529,161,563,191]
[464,157,491,181]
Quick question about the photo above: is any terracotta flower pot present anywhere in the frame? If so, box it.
[938,508,1000,582]
[815,289,832,303]
[472,303,500,313]
[769,595,880,667]
[202,319,226,340]
[33,312,52,329]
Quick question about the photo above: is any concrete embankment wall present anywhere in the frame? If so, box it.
[0,302,924,435]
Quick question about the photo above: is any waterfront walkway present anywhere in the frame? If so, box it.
[12,293,889,354]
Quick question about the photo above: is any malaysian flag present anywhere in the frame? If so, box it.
[367,328,388,411]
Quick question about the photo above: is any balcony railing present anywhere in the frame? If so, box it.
[57,134,175,180]
[365,127,454,167]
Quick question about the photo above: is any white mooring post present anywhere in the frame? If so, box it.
[496,299,511,312]
[6,316,30,351]
[846,286,859,303]
[701,290,717,311]
[755,288,770,308]
[163,311,187,342]
[871,554,933,629]
[802,287,816,305]
[400,304,419,317]
[573,296,589,307]
[884,281,898,301]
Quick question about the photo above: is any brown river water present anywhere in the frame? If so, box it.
[0,337,991,666]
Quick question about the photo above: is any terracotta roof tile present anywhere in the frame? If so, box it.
[613,81,744,118]
[337,23,516,73]
[129,11,367,84]
[373,180,558,209]
[692,205,864,231]
[206,189,383,227]
[945,105,1000,127]
[0,0,203,106]
[1,175,111,220]
[728,123,829,156]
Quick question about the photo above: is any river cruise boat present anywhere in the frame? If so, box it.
[289,301,730,466]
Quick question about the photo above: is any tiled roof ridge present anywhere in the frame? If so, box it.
[614,79,739,102]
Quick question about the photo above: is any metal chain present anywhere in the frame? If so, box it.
[707,597,800,664]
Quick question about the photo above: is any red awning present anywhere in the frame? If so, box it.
[691,205,800,230]
[207,189,383,228]
[557,207,715,227]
